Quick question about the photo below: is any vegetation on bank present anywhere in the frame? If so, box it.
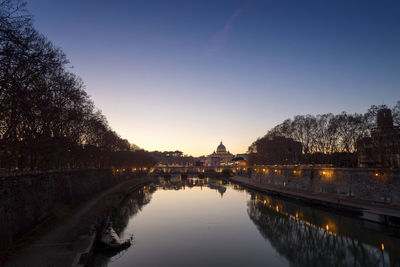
[248,102,400,166]
[0,1,155,171]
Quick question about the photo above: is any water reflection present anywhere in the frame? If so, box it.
[112,186,157,234]
[159,176,227,197]
[93,177,400,267]
[93,177,229,266]
[110,177,228,235]
[94,185,156,266]
[247,192,400,267]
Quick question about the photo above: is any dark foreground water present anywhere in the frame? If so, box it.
[93,177,400,267]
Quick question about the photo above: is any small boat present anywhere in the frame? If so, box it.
[97,221,131,253]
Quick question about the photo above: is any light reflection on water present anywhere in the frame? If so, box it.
[93,177,400,267]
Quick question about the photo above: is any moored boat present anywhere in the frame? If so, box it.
[96,219,131,253]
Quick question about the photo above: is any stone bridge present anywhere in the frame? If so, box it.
[149,166,245,175]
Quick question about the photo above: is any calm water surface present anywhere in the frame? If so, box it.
[93,177,400,267]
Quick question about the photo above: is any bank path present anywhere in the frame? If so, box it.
[231,176,400,225]
[5,177,152,267]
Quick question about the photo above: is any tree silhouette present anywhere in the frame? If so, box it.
[0,1,155,171]
[248,102,399,166]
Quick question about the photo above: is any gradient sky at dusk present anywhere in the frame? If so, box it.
[27,0,400,156]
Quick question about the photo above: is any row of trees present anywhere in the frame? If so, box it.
[0,0,155,171]
[248,102,400,166]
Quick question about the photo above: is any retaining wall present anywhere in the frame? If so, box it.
[246,166,400,204]
[0,169,134,251]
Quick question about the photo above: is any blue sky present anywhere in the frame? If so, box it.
[27,0,400,156]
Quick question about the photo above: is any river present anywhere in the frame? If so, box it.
[93,177,400,267]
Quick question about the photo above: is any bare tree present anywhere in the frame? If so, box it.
[248,102,397,166]
[0,1,156,171]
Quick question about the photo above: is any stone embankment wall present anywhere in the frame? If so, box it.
[246,166,400,204]
[0,169,136,251]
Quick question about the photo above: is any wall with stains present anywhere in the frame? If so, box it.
[247,166,400,204]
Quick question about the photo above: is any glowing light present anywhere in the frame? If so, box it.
[381,243,384,251]
[375,172,379,177]
[326,224,329,231]
[320,169,334,180]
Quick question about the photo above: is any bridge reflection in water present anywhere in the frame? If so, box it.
[93,176,400,267]
[149,166,250,175]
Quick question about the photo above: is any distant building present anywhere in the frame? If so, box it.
[232,153,248,166]
[151,151,195,166]
[205,141,234,166]
[235,153,248,160]
[357,109,400,168]
[252,136,302,164]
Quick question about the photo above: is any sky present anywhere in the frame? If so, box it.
[27,0,400,156]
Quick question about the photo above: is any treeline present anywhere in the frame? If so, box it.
[248,102,400,166]
[0,1,155,171]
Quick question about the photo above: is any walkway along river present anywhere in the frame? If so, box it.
[92,176,400,267]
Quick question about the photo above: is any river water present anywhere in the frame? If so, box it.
[93,177,400,267]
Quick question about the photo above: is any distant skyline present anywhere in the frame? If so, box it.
[27,0,400,156]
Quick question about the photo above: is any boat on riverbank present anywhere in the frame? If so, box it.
[95,218,131,253]
[98,224,131,252]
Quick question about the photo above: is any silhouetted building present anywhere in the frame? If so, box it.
[357,109,400,168]
[253,136,302,164]
[232,153,248,166]
[195,161,204,167]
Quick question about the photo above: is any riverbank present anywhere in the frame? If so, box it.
[0,169,140,253]
[231,176,400,226]
[3,176,154,267]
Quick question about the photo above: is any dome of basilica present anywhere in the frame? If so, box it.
[216,141,227,154]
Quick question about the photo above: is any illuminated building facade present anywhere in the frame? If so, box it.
[205,141,234,166]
